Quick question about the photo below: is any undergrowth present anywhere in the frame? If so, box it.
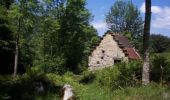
[0,61,170,100]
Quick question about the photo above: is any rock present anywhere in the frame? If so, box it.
[35,81,44,93]
[61,84,75,100]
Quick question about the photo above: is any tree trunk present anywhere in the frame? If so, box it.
[142,0,151,85]
[13,17,21,77]
[160,65,163,85]
[13,34,19,76]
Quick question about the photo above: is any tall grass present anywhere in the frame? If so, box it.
[1,60,170,100]
[79,83,170,100]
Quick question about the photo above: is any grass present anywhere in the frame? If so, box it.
[0,75,170,100]
[79,83,170,100]
[1,67,170,100]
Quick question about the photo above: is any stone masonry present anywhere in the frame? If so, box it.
[88,33,128,70]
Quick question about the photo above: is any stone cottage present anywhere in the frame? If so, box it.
[88,31,140,70]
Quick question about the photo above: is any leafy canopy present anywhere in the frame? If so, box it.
[105,0,143,45]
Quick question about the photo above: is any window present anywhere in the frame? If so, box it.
[102,50,105,53]
[114,59,121,64]
[97,61,100,64]
[101,50,105,60]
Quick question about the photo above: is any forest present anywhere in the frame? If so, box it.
[0,0,170,100]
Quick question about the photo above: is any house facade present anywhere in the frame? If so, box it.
[88,31,140,70]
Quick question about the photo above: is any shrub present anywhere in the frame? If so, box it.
[150,54,170,83]
[79,71,96,84]
[62,72,86,94]
[117,61,142,87]
[0,68,61,100]
[41,56,66,74]
[95,67,120,90]
[47,71,86,99]
[90,61,142,90]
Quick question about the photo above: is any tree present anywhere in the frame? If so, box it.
[150,34,170,53]
[142,0,151,85]
[58,0,95,73]
[0,0,15,74]
[30,0,98,74]
[0,0,13,9]
[9,2,23,76]
[29,0,68,74]
[105,0,143,48]
[150,54,170,84]
[0,0,98,75]
[9,0,37,76]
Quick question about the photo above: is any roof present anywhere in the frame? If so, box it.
[90,31,141,60]
[113,33,140,60]
[124,47,141,60]
[114,34,132,48]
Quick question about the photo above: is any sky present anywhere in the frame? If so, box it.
[86,0,170,37]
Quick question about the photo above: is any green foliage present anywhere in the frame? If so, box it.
[80,71,96,84]
[0,68,85,100]
[79,82,170,100]
[93,61,142,90]
[79,84,112,100]
[1,0,170,99]
[111,83,170,100]
[46,72,86,98]
[95,67,120,89]
[56,0,98,73]
[150,34,170,53]
[80,61,142,90]
[0,4,15,74]
[117,61,142,86]
[0,0,13,9]
[0,63,170,100]
[42,56,66,74]
[0,0,98,75]
[0,72,60,100]
[150,53,170,83]
[24,0,99,74]
[105,0,143,49]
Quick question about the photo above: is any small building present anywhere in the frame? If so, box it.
[88,31,140,70]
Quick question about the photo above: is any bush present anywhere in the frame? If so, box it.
[117,61,142,87]
[0,68,61,100]
[86,61,142,90]
[47,71,86,99]
[150,54,170,83]
[79,71,96,84]
[41,56,66,74]
[95,67,120,90]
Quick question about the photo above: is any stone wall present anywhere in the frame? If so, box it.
[88,33,128,70]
